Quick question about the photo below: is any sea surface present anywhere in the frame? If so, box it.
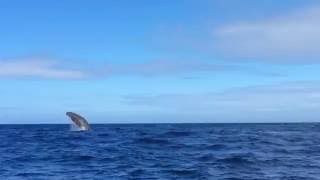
[0,123,320,180]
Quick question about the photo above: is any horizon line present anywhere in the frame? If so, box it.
[0,122,318,125]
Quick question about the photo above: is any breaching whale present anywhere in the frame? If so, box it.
[66,112,91,131]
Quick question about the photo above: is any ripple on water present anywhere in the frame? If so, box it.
[134,137,171,145]
[162,130,194,137]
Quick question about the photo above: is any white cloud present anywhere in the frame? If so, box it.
[0,57,278,80]
[0,58,237,79]
[0,58,87,79]
[215,5,320,61]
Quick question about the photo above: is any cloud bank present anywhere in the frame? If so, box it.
[0,58,87,79]
[0,58,236,80]
[215,5,320,61]
[123,81,320,122]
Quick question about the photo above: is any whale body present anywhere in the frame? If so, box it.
[66,112,91,131]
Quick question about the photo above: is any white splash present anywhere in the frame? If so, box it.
[70,123,84,131]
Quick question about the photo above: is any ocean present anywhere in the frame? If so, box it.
[0,123,320,179]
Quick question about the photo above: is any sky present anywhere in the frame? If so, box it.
[1,0,320,123]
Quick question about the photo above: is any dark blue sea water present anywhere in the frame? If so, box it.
[1,123,320,180]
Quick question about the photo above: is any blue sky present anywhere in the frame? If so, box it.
[1,0,320,123]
